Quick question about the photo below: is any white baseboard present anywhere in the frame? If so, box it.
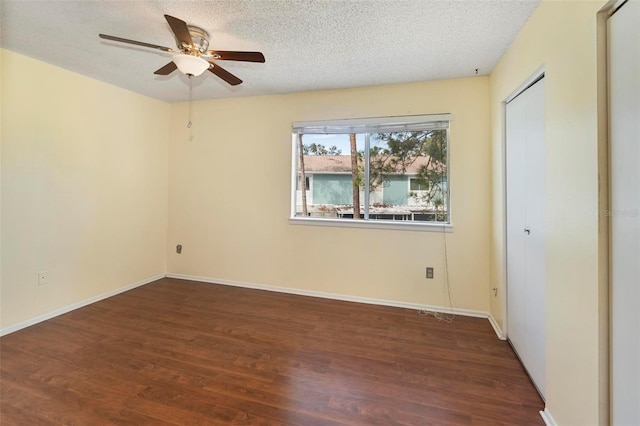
[488,313,507,340]
[540,408,557,426]
[166,273,499,325]
[2,272,506,342]
[0,274,165,337]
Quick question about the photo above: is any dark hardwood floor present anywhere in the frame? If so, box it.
[0,278,543,425]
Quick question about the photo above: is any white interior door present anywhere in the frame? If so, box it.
[506,77,546,398]
[506,90,528,363]
[523,79,546,396]
[609,1,640,424]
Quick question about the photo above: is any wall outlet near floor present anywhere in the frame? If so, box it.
[176,244,182,254]
[426,267,434,279]
[37,271,48,286]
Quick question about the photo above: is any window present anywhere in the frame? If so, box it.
[409,178,429,191]
[291,114,451,228]
[297,176,311,190]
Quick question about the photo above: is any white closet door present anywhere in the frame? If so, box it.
[506,77,546,398]
[610,1,640,424]
[506,91,528,363]
[523,79,546,396]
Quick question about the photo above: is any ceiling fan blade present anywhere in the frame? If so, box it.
[165,15,193,49]
[208,51,265,63]
[99,34,174,52]
[154,62,178,75]
[208,62,242,86]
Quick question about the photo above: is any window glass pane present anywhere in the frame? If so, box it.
[295,134,365,219]
[409,178,429,191]
[292,116,450,226]
[368,130,448,223]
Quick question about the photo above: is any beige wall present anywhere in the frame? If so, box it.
[168,77,492,312]
[1,50,170,329]
[488,1,608,424]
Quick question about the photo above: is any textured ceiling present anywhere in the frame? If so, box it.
[1,0,539,103]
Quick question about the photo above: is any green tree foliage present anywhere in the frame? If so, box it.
[370,130,447,211]
[303,143,342,156]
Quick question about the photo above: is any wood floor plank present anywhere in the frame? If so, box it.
[0,278,544,425]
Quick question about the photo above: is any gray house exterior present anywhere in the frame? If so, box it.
[296,155,447,221]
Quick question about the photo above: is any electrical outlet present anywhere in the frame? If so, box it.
[176,244,182,254]
[37,271,48,286]
[426,267,434,279]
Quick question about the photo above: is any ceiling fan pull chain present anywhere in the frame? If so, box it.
[187,74,193,128]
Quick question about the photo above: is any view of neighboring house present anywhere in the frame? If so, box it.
[296,155,448,222]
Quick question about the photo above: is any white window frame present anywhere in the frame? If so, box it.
[289,114,453,232]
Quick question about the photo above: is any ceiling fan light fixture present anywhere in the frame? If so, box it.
[172,54,209,76]
[100,15,263,85]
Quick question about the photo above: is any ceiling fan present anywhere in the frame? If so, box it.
[99,15,265,86]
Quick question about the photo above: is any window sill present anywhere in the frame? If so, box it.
[289,217,454,232]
